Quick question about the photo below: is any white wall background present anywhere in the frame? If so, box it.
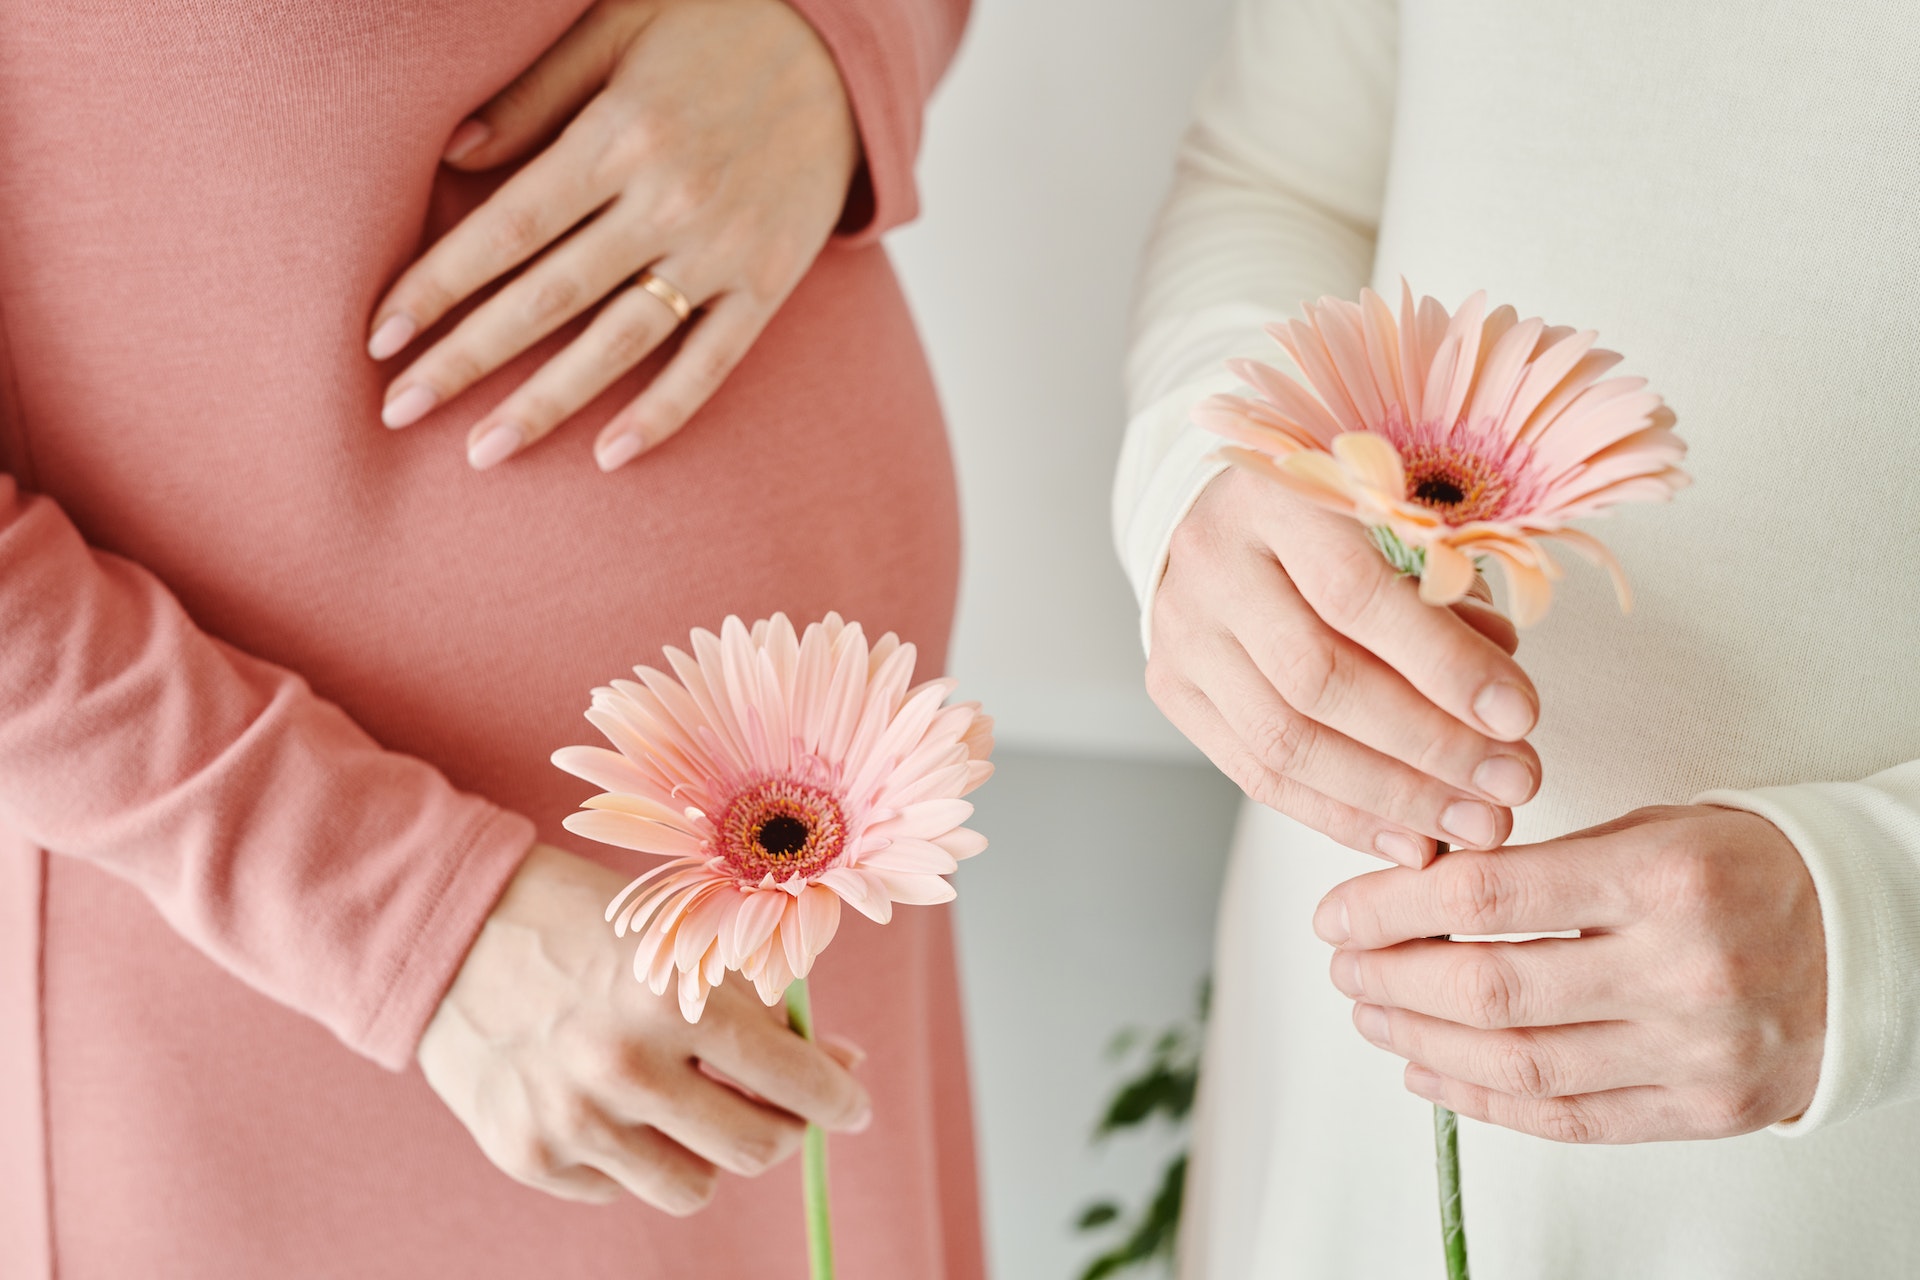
[887,2,1246,1278]
[891,0,1237,762]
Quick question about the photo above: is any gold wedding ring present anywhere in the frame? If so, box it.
[634,269,693,324]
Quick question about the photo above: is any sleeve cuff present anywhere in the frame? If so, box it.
[352,805,538,1071]
[1695,776,1920,1135]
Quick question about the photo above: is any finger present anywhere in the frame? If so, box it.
[1404,1067,1693,1144]
[1217,561,1539,812]
[442,5,650,170]
[1271,510,1540,742]
[1320,843,1643,947]
[1353,1003,1652,1098]
[462,267,702,470]
[615,1062,806,1178]
[576,1115,722,1217]
[1144,662,1434,867]
[1187,631,1511,850]
[1449,596,1519,655]
[1328,936,1645,1030]
[381,216,653,429]
[593,293,770,471]
[367,135,611,367]
[692,992,871,1133]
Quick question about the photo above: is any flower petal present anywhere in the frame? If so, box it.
[1419,539,1477,605]
[1331,432,1406,497]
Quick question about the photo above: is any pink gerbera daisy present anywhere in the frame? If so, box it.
[553,613,994,1021]
[1197,283,1689,624]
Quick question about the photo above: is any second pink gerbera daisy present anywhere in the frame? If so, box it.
[1197,282,1689,624]
[553,613,994,1021]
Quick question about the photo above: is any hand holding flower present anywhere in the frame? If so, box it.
[1316,805,1827,1142]
[1150,465,1541,868]
[417,843,870,1214]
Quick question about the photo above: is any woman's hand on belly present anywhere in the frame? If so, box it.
[418,843,871,1213]
[1147,469,1542,868]
[367,0,858,473]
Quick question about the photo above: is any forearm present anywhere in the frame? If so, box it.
[0,476,535,1068]
[1115,0,1396,642]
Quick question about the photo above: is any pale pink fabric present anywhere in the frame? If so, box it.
[0,1,977,1276]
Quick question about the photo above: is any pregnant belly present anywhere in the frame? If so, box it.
[35,245,959,841]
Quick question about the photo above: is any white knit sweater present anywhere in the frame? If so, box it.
[1115,0,1920,1274]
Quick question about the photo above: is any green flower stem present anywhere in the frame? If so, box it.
[1435,1103,1469,1280]
[1430,838,1469,1280]
[784,978,835,1280]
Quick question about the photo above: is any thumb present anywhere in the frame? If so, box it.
[442,1,652,169]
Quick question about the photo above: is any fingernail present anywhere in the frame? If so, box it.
[381,384,438,429]
[823,1034,868,1069]
[1312,894,1349,945]
[443,118,492,163]
[596,431,645,472]
[468,421,523,471]
[1354,1002,1389,1046]
[1472,755,1535,805]
[367,314,416,361]
[1406,1064,1443,1100]
[846,1099,873,1134]
[1473,681,1536,739]
[1374,831,1428,868]
[1330,950,1362,998]
[1441,799,1497,848]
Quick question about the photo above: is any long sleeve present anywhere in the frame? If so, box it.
[1695,766,1920,1134]
[0,474,536,1071]
[786,0,972,242]
[1114,0,1397,651]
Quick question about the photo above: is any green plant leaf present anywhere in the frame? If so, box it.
[1077,1202,1121,1231]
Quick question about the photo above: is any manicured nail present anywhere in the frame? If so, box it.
[382,384,438,429]
[1330,950,1362,998]
[1472,681,1536,739]
[467,421,522,470]
[823,1034,868,1069]
[1472,755,1535,805]
[845,1099,873,1134]
[1312,894,1349,945]
[1406,1064,1443,1100]
[1374,831,1428,868]
[595,431,645,472]
[443,118,492,163]
[1354,1002,1390,1047]
[1441,799,1497,847]
[367,314,416,360]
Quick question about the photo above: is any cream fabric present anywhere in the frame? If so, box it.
[1115,0,1920,1275]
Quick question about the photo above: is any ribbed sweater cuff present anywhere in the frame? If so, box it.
[1696,774,1920,1134]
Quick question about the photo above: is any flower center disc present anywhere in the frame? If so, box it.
[715,778,848,884]
[1400,442,1510,524]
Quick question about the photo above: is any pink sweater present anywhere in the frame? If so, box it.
[0,1,977,1276]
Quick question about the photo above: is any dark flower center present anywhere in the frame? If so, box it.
[1412,477,1466,507]
[714,777,848,885]
[1399,442,1512,524]
[755,815,811,859]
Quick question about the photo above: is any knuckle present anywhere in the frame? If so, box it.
[432,348,486,392]
[1165,510,1217,572]
[1437,860,1513,935]
[1451,950,1522,1029]
[488,204,546,259]
[600,318,662,370]
[1491,1032,1555,1098]
[1540,1099,1605,1145]
[1246,707,1314,779]
[1268,635,1343,717]
[522,274,583,327]
[652,169,723,231]
[1312,542,1396,627]
[729,1128,785,1176]
[1699,1087,1769,1137]
[500,1136,562,1184]
[668,1167,720,1216]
